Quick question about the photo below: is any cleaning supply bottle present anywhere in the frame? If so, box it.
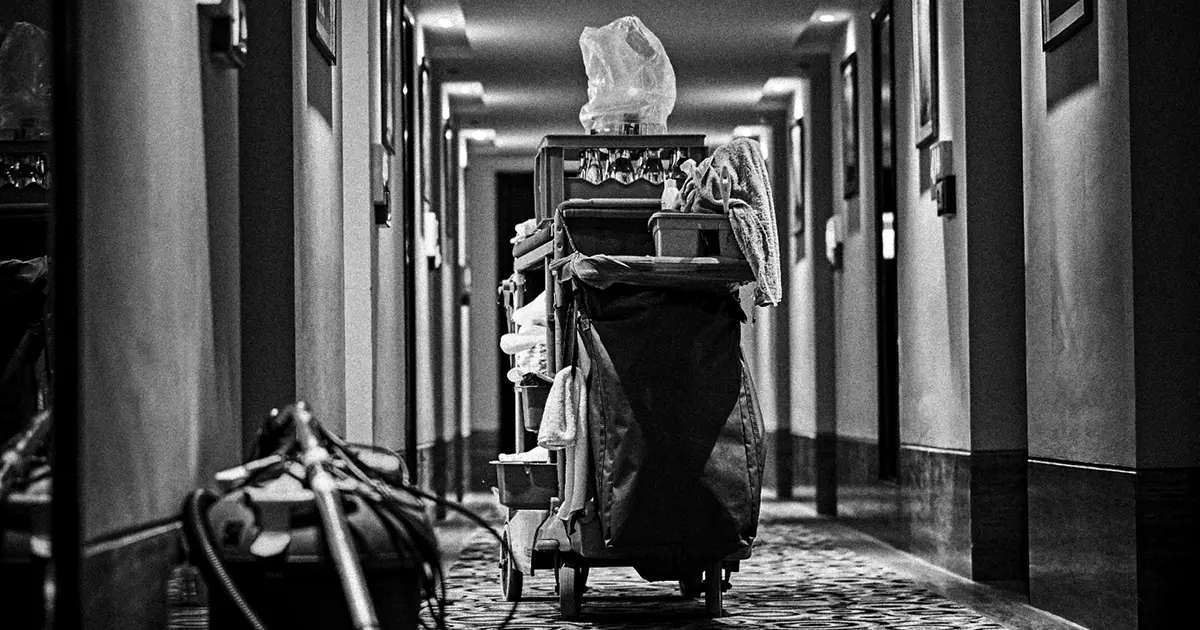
[660,178,680,211]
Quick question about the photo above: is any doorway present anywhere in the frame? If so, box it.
[494,172,537,455]
[872,4,900,481]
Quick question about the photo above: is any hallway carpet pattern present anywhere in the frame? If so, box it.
[425,518,1011,629]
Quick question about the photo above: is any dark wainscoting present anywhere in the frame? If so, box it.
[971,450,1028,585]
[1137,468,1200,628]
[467,429,499,492]
[1030,461,1200,630]
[837,437,903,549]
[82,522,181,629]
[764,431,815,496]
[1029,460,1137,630]
[899,445,1026,585]
[900,446,973,577]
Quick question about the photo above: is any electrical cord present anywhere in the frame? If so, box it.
[181,406,518,630]
[319,426,520,629]
[181,488,268,630]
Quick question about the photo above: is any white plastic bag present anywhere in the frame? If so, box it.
[578,16,676,135]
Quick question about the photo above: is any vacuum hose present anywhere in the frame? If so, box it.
[181,488,267,630]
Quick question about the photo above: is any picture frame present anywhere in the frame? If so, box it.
[380,0,396,152]
[912,0,938,148]
[841,53,859,199]
[791,118,806,234]
[309,0,338,64]
[1041,0,1092,51]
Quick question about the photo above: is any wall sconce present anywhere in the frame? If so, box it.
[200,0,248,69]
[930,139,956,217]
[423,209,442,268]
[825,214,845,270]
[372,144,391,226]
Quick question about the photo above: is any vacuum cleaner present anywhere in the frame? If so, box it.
[183,402,444,630]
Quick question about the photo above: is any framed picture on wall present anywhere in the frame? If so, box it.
[309,0,338,64]
[912,0,938,148]
[791,118,806,233]
[841,54,859,199]
[380,0,396,152]
[1041,0,1092,51]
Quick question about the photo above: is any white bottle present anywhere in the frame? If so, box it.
[660,179,681,211]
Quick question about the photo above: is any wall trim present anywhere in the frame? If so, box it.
[1029,457,1137,475]
[900,443,972,456]
[84,519,180,554]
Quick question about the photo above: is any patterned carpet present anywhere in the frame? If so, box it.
[426,515,1012,629]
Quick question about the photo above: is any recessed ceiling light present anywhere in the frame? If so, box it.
[817,14,839,23]
[436,16,454,28]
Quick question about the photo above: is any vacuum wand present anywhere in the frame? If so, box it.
[293,403,380,630]
[0,408,52,499]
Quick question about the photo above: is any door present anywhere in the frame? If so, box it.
[494,172,537,455]
[872,4,900,480]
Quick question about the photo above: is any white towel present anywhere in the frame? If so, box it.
[497,446,551,463]
[500,325,547,355]
[557,401,590,521]
[512,290,548,329]
[537,366,585,450]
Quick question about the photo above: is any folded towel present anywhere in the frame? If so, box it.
[497,446,551,463]
[512,290,548,329]
[537,366,585,450]
[500,326,547,355]
[681,138,782,306]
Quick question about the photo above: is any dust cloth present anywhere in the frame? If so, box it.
[680,137,782,307]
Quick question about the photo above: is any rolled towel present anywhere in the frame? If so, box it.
[500,326,547,354]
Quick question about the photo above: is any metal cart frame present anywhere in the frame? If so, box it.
[496,135,755,620]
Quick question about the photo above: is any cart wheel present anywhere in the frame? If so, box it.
[704,562,723,618]
[558,563,583,619]
[500,534,523,602]
[678,574,702,599]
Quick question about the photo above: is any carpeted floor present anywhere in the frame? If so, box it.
[425,509,1014,629]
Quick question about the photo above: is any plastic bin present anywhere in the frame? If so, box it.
[648,212,742,259]
[492,461,558,509]
[518,383,550,432]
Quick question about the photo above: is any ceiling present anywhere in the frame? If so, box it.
[413,0,852,153]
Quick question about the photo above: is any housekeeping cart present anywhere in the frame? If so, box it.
[494,135,765,620]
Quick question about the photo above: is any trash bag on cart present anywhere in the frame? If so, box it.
[575,283,765,570]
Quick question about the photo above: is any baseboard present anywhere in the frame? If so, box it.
[836,437,903,549]
[82,521,181,630]
[901,445,1026,584]
[1029,460,1200,630]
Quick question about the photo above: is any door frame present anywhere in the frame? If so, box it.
[871,2,900,481]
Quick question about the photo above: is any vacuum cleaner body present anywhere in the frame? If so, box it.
[205,471,425,630]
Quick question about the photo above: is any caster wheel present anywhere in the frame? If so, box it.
[704,562,723,618]
[558,563,583,619]
[499,534,523,602]
[678,574,702,599]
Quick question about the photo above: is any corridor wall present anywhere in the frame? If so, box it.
[341,0,375,444]
[77,2,222,626]
[823,0,1028,583]
[1021,0,1200,626]
[293,0,347,436]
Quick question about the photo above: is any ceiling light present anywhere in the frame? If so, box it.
[817,14,839,23]
[436,16,454,28]
[461,129,496,143]
[762,77,805,97]
[442,81,484,97]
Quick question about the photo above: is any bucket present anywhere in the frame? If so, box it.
[648,212,742,259]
